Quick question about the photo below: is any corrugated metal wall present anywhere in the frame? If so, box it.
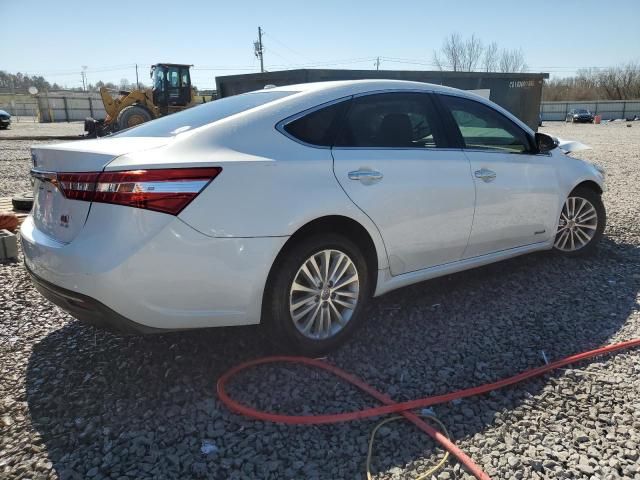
[540,101,640,121]
[0,93,108,122]
[37,94,106,122]
[0,96,38,119]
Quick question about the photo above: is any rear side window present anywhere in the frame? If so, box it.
[115,90,296,138]
[440,94,531,153]
[335,92,444,148]
[282,100,350,146]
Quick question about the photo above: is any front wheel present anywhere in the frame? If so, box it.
[265,234,371,356]
[553,187,606,256]
[116,105,152,131]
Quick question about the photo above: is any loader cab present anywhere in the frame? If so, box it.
[151,63,192,112]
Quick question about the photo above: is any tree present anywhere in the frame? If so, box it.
[433,33,464,71]
[483,42,499,72]
[0,70,55,92]
[498,48,527,73]
[543,62,640,101]
[433,33,528,73]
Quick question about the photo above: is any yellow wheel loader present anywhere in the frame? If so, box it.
[85,63,201,136]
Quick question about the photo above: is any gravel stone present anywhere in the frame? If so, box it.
[1,121,639,479]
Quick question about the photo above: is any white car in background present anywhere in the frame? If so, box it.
[21,80,606,354]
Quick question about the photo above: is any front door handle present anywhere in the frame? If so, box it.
[348,169,383,182]
[474,168,496,182]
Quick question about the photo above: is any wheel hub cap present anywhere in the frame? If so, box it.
[289,249,360,340]
[320,287,330,301]
[554,196,598,252]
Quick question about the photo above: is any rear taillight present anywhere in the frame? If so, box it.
[56,167,221,215]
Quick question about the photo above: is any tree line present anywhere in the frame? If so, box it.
[432,33,528,73]
[0,71,61,92]
[0,71,146,93]
[543,63,640,101]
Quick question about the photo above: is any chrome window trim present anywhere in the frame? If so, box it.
[331,146,463,152]
[462,147,552,157]
[275,88,438,150]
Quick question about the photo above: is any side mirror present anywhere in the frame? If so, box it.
[535,132,558,153]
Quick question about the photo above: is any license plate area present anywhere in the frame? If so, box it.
[32,178,91,244]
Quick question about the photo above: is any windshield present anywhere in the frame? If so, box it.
[115,90,296,137]
[576,109,589,114]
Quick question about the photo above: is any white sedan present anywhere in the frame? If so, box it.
[21,80,606,354]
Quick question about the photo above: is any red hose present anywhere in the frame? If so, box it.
[217,338,640,479]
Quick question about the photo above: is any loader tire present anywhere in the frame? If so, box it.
[116,105,152,131]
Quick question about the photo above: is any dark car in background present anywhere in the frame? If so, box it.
[0,110,11,129]
[566,108,594,123]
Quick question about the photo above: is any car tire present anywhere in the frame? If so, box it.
[553,187,606,256]
[265,233,371,356]
[11,192,34,212]
[116,105,153,131]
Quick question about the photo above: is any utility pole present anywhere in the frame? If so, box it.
[135,64,140,89]
[375,57,381,71]
[81,65,88,91]
[254,26,264,73]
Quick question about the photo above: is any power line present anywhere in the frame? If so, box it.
[262,31,316,64]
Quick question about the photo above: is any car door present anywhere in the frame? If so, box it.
[331,92,476,276]
[437,93,559,259]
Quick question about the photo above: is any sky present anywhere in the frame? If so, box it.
[1,0,639,90]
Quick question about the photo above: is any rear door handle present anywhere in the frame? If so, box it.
[348,169,383,182]
[474,168,496,182]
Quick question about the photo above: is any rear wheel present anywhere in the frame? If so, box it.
[266,234,371,356]
[553,187,605,256]
[116,105,152,131]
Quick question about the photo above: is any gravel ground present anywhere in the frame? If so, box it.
[0,123,83,197]
[1,122,639,480]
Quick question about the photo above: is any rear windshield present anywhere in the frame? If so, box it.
[115,90,295,138]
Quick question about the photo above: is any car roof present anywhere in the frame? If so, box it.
[265,79,462,96]
[258,79,531,132]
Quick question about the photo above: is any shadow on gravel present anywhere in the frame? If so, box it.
[26,237,640,479]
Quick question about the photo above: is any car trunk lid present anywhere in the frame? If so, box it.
[30,137,171,243]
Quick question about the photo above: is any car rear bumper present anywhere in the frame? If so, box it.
[20,204,288,331]
[26,264,164,334]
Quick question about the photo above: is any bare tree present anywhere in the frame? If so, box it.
[433,33,465,71]
[543,62,640,101]
[498,48,527,73]
[433,33,527,73]
[461,34,483,71]
[483,42,499,72]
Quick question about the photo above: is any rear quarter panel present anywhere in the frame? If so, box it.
[109,110,390,270]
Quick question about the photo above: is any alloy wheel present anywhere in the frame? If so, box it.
[554,196,598,252]
[289,249,359,340]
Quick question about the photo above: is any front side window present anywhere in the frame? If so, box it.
[440,95,531,153]
[335,93,444,148]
